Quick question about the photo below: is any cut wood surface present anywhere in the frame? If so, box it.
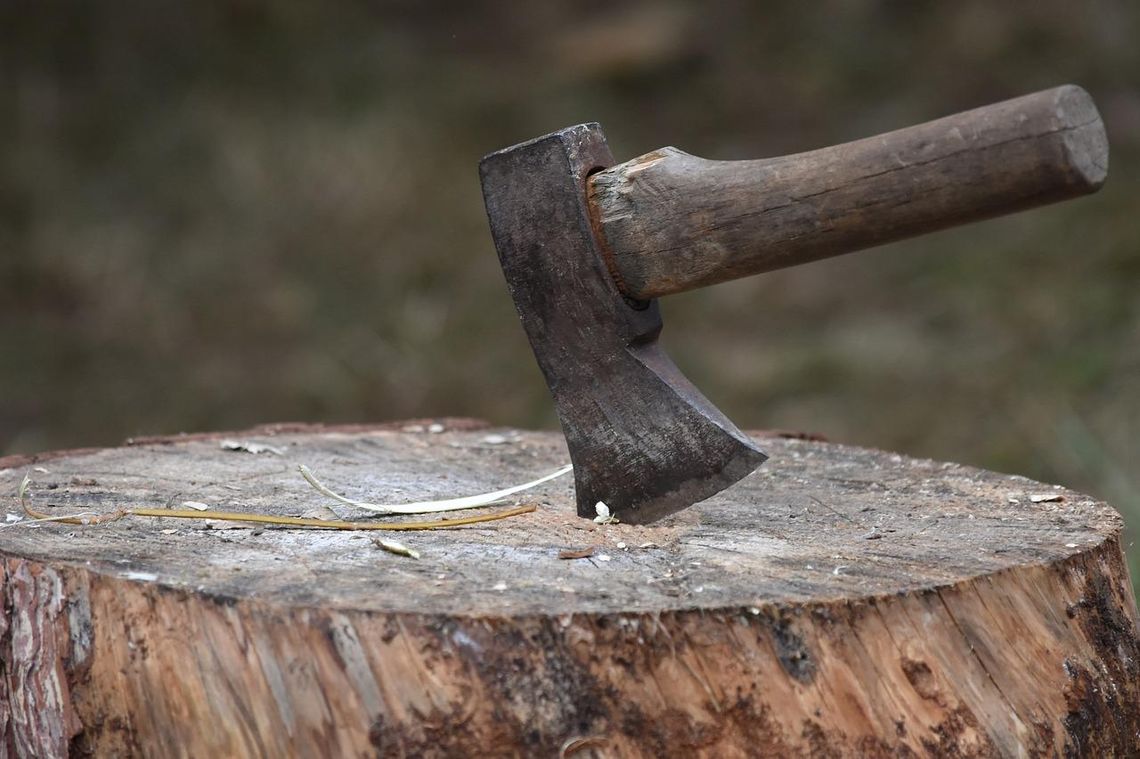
[1,420,1137,757]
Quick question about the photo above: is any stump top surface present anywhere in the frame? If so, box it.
[0,422,1120,616]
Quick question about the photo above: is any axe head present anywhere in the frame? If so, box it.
[480,123,766,524]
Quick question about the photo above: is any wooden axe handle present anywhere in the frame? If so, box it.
[587,85,1107,300]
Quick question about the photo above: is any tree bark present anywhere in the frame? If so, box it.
[1,421,1137,757]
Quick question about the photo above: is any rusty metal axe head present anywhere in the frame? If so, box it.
[479,124,767,525]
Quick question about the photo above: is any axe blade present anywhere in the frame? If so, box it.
[480,124,767,524]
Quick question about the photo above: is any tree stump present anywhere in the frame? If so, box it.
[1,420,1137,757]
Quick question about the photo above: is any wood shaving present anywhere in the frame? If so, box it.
[298,463,571,515]
[17,473,537,531]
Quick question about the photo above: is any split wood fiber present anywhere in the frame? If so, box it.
[1,422,1137,756]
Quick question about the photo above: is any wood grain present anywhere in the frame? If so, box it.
[589,85,1108,299]
[1,424,1137,756]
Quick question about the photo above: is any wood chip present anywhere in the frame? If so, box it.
[558,546,597,560]
[372,537,420,559]
[1029,494,1064,503]
[593,501,618,524]
[481,434,518,445]
[220,439,286,455]
[182,501,210,511]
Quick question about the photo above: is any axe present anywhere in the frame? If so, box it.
[479,85,1107,524]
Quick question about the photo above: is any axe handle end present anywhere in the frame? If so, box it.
[589,84,1107,300]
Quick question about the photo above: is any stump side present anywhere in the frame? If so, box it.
[1,425,1137,756]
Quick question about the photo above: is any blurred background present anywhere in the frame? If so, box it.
[1,2,1136,584]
